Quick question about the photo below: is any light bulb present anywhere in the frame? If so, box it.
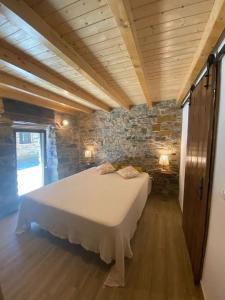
[61,119,69,126]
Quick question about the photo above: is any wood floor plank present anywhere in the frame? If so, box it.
[0,194,204,300]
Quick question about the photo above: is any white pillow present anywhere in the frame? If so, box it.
[117,165,140,179]
[96,162,116,175]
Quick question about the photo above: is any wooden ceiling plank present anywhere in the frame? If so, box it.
[0,85,79,115]
[147,66,190,77]
[137,12,210,39]
[142,40,200,58]
[63,20,117,44]
[143,46,198,62]
[148,72,188,80]
[146,62,191,72]
[77,36,124,54]
[65,27,121,49]
[11,36,40,50]
[177,0,225,103]
[0,71,92,114]
[54,5,112,35]
[144,53,194,67]
[0,0,131,109]
[62,17,116,40]
[27,0,81,18]
[134,0,214,30]
[88,52,129,67]
[83,47,127,61]
[39,0,108,24]
[0,41,110,112]
[141,32,203,53]
[108,0,152,106]
[138,23,205,46]
[23,43,49,56]
[132,0,207,20]
[0,20,18,38]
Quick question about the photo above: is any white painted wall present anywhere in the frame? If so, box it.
[201,57,225,300]
[179,103,189,211]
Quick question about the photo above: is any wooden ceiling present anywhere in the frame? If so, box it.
[0,0,224,114]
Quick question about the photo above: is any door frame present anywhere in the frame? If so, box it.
[14,129,47,188]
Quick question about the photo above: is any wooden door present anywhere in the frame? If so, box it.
[182,61,217,284]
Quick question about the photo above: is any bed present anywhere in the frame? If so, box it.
[16,167,152,287]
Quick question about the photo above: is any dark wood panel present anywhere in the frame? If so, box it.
[182,62,217,283]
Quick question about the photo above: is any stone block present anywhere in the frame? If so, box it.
[158,115,177,122]
[152,124,161,132]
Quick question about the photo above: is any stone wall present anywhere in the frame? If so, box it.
[78,100,181,194]
[45,125,58,184]
[0,120,18,218]
[54,113,80,179]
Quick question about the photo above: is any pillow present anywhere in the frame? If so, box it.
[111,163,121,171]
[96,162,116,175]
[112,164,143,172]
[133,166,143,173]
[117,165,140,179]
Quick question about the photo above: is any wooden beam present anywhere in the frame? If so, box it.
[108,0,152,107]
[177,0,225,103]
[0,41,110,112]
[0,86,80,116]
[0,0,132,109]
[0,71,92,114]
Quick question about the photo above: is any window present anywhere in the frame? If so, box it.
[19,132,32,144]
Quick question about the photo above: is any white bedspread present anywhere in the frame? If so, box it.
[16,167,151,287]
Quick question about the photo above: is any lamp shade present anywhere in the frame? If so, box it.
[85,150,92,158]
[159,154,169,167]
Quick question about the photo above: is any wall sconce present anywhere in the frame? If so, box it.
[84,149,93,165]
[61,119,69,126]
[159,154,169,171]
[55,117,69,129]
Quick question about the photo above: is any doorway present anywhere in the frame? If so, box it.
[15,130,46,196]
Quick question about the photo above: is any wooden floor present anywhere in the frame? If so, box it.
[0,194,204,300]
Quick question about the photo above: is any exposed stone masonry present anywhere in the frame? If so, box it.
[46,125,58,184]
[0,121,18,218]
[78,100,181,194]
[54,113,80,179]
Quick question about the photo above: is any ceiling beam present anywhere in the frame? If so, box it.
[177,0,225,103]
[0,85,79,116]
[0,0,132,109]
[108,0,152,107]
[0,41,110,112]
[0,71,92,114]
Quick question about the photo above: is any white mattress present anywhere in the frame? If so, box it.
[16,167,151,286]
